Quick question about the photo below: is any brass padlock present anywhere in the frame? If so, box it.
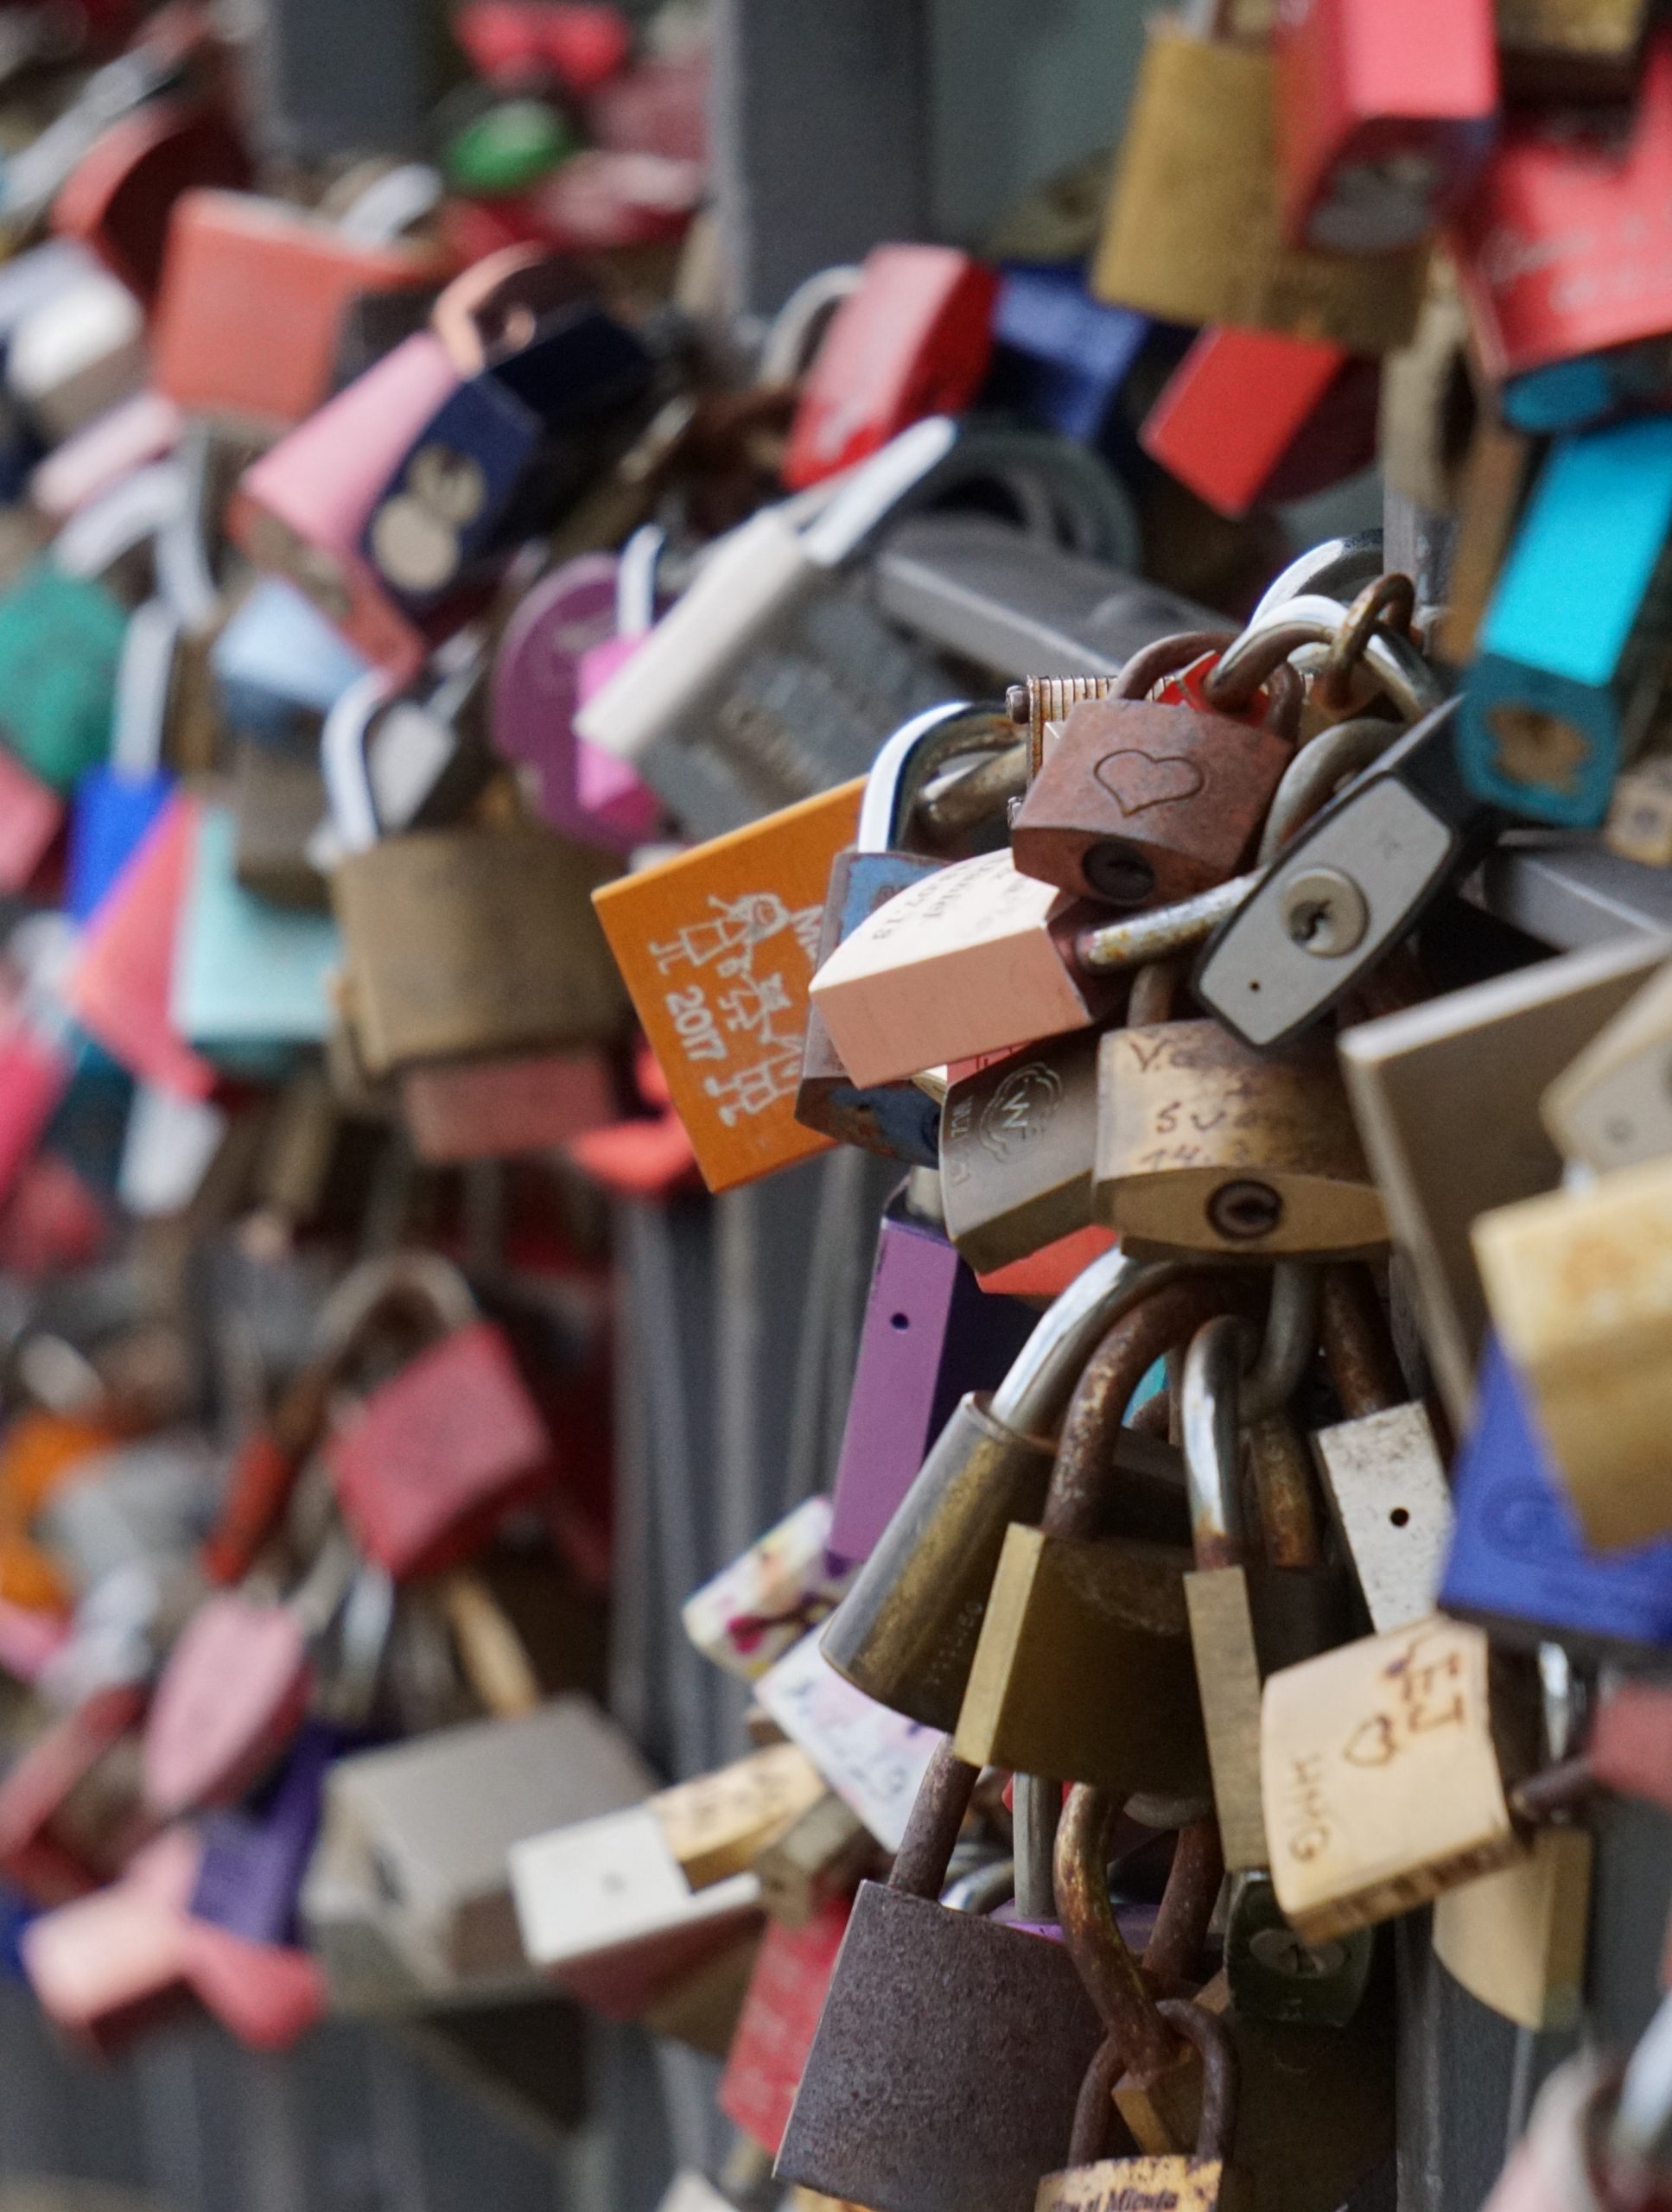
[1095,1014,1387,1259]
[952,1277,1228,1796]
[323,672,628,1077]
[822,1243,1191,1732]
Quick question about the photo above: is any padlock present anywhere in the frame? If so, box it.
[1442,1334,1672,1658]
[150,188,451,430]
[1262,1614,1529,1943]
[1495,0,1650,98]
[1430,1822,1593,2034]
[1140,325,1381,518]
[823,1243,1194,1732]
[574,418,959,839]
[592,777,861,1192]
[751,1791,879,1929]
[1338,932,1665,1427]
[0,1681,147,1905]
[798,703,1016,1160]
[50,98,251,306]
[1449,34,1672,385]
[0,560,127,793]
[399,1047,616,1164]
[1473,1153,1672,1550]
[753,1631,945,1854]
[328,1697,656,1991]
[65,597,179,925]
[7,264,146,442]
[1092,13,1426,353]
[652,1745,828,1891]
[1094,1017,1387,1259]
[1221,1869,1375,2031]
[782,246,998,492]
[683,1496,855,1680]
[1604,749,1672,865]
[986,264,1153,454]
[209,577,372,750]
[775,1743,1104,2212]
[939,1029,1105,1278]
[954,1277,1230,1794]
[189,1721,335,1947]
[231,332,470,681]
[324,1263,551,1579]
[1009,674,1294,914]
[719,1897,851,2158]
[1195,698,1491,1052]
[1037,1997,1243,2210]
[1313,1402,1453,1637]
[826,1198,1035,1567]
[807,846,1121,1090]
[172,803,342,1067]
[1180,1313,1348,1876]
[1272,0,1496,254]
[1542,954,1672,1175]
[1459,417,1672,826]
[325,673,627,1080]
[229,741,329,912]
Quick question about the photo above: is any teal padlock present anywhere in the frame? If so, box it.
[0,562,129,791]
[170,804,342,1072]
[1459,416,1672,828]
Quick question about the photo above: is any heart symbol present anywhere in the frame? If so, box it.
[1092,748,1206,817]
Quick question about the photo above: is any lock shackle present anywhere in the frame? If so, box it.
[432,245,588,377]
[1183,1315,1246,1570]
[1251,532,1385,627]
[1055,1783,1180,2084]
[1249,1411,1325,1570]
[990,1249,1193,1440]
[1115,630,1233,701]
[1243,1262,1321,1422]
[1076,872,1265,978]
[888,1738,981,1900]
[1257,715,1400,864]
[1155,1999,1239,2164]
[108,597,181,779]
[1320,1263,1404,1418]
[615,524,667,640]
[312,1250,478,1371]
[855,702,1016,855]
[908,424,1141,568]
[1128,960,1178,1029]
[1067,2035,1128,2169]
[1146,1818,1225,1994]
[1043,1278,1240,1542]
[1206,593,1444,726]
[757,261,863,386]
[914,737,1027,848]
[1316,574,1417,712]
[321,667,403,854]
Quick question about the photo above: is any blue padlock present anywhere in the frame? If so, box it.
[1503,340,1672,436]
[1459,416,1672,828]
[1441,1335,1672,1664]
[985,264,1155,452]
[210,578,371,747]
[65,597,176,925]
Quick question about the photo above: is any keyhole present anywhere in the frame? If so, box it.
[1389,1507,1410,1528]
[890,1313,911,1331]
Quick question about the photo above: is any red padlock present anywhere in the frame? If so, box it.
[326,1263,552,1578]
[1140,325,1381,518]
[0,1681,147,1906]
[719,1899,852,2158]
[1450,31,1672,382]
[52,99,251,306]
[1274,0,1497,252]
[782,245,999,491]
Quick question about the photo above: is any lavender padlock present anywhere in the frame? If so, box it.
[189,1724,340,1948]
[827,1192,1035,1569]
[489,546,660,855]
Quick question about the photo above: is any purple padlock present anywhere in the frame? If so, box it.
[189,1723,338,1947]
[490,550,660,855]
[827,1197,1036,1568]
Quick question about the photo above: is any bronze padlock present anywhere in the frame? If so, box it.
[1095,1019,1388,1259]
[324,676,627,1077]
[1011,677,1293,912]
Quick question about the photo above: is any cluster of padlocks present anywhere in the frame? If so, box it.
[5,0,1672,2207]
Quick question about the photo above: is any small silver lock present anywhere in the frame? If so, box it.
[1279,865,1370,958]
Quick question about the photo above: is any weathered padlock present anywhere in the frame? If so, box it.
[1442,1334,1672,1661]
[1272,0,1497,253]
[324,671,627,1079]
[1222,1868,1374,2031]
[954,1277,1229,1795]
[651,1745,828,1892]
[939,1027,1103,1277]
[1261,1613,1529,1943]
[1092,10,1426,353]
[1195,697,1488,1052]
[1010,642,1294,912]
[1459,416,1672,826]
[1037,1996,1244,2210]
[826,1196,1035,1568]
[774,1742,1105,2212]
[823,1243,1192,1732]
[1140,325,1379,519]
[1094,1014,1387,1259]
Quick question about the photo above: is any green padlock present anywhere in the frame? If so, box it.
[0,563,129,791]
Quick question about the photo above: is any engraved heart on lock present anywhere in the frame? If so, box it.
[1091,748,1209,817]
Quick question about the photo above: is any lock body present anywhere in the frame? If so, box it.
[939,1030,1102,1276]
[0,563,127,791]
[1273,0,1497,253]
[1460,418,1672,826]
[1429,1825,1592,2033]
[682,1496,854,1680]
[1313,1402,1453,1635]
[174,804,341,1064]
[1094,1022,1387,1259]
[400,1049,616,1164]
[1012,696,1291,910]
[988,265,1151,449]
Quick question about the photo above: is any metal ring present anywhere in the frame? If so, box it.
[1317,573,1417,711]
[1206,592,1446,725]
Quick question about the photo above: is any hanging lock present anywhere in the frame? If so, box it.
[798,700,1018,1163]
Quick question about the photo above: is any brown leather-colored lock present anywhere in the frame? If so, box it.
[1095,1014,1388,1260]
[1012,636,1295,912]
[774,1742,1105,2212]
[953,1275,1230,1797]
[324,677,628,1077]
